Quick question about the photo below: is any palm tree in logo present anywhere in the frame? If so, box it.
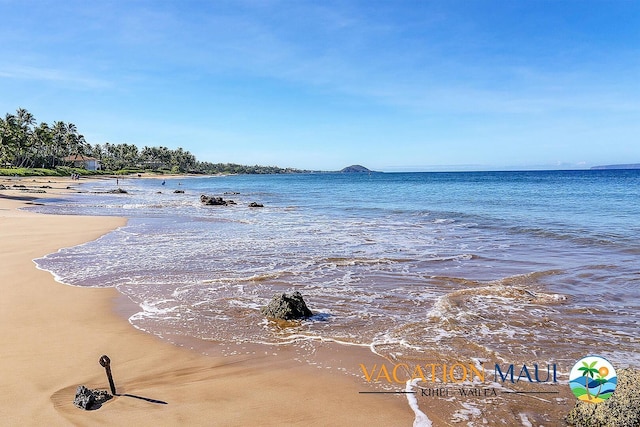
[578,361,599,401]
[593,366,609,400]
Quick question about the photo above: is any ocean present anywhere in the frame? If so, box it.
[32,170,640,383]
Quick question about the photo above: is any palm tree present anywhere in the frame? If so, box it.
[578,361,599,401]
[33,122,52,168]
[89,143,105,163]
[593,373,608,400]
[51,121,68,166]
[13,108,36,167]
[0,115,18,166]
[64,122,79,157]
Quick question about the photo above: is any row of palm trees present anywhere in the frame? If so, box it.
[92,144,197,172]
[0,108,197,172]
[0,108,83,169]
[1,108,304,174]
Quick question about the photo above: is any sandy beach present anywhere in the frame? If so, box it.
[0,177,413,426]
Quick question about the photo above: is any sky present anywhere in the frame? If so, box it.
[1,0,639,171]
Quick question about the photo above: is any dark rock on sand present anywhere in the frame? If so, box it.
[261,292,313,320]
[0,184,6,190]
[73,385,95,410]
[200,194,235,206]
[566,368,640,427]
[73,385,113,410]
[12,184,26,188]
[248,202,264,208]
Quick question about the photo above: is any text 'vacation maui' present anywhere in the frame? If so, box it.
[360,362,558,385]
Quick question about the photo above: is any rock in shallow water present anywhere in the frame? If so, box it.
[566,368,640,427]
[200,194,236,206]
[261,291,313,320]
[106,188,128,194]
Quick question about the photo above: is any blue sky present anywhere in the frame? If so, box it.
[1,0,638,171]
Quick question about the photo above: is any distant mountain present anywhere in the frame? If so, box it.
[340,165,375,173]
[591,163,640,170]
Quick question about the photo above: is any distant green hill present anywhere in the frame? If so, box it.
[340,165,375,173]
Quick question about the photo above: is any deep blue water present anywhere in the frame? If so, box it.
[32,170,640,368]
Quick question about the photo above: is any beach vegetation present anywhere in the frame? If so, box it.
[0,167,103,177]
[1,108,305,176]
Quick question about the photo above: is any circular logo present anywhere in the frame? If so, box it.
[569,356,617,403]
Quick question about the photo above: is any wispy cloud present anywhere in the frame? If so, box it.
[140,2,639,118]
[0,65,112,89]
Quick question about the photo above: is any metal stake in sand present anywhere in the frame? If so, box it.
[99,355,117,395]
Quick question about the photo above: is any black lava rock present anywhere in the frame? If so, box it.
[261,292,313,320]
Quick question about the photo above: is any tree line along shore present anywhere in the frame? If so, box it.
[0,108,305,176]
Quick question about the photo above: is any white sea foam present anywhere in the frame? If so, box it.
[451,402,482,424]
[518,413,533,427]
[405,379,432,427]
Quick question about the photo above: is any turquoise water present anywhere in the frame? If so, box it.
[33,170,640,369]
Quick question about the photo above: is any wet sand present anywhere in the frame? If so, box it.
[0,176,413,426]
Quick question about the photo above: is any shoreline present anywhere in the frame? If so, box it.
[0,176,414,426]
